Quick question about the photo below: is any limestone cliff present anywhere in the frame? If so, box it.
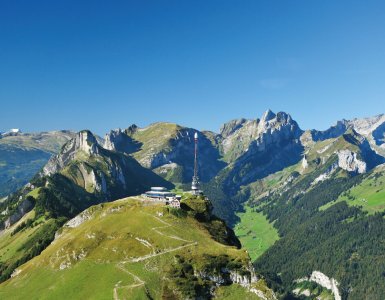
[104,123,225,183]
[40,129,172,200]
[42,130,99,176]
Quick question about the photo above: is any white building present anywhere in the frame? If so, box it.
[169,199,181,209]
[143,187,175,200]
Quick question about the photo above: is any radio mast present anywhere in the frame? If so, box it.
[191,132,200,195]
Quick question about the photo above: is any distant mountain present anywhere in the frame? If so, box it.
[0,129,172,282]
[42,130,172,200]
[0,130,75,197]
[104,123,225,185]
[309,114,385,155]
[1,110,385,299]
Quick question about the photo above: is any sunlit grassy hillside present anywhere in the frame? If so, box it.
[0,197,274,300]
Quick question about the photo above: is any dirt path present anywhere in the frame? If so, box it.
[113,213,197,300]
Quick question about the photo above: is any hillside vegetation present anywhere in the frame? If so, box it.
[0,131,172,283]
[0,197,274,300]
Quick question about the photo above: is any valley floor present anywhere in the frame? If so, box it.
[234,206,279,261]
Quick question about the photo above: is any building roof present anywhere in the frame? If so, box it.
[150,187,168,191]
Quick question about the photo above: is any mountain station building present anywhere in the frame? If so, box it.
[143,187,175,200]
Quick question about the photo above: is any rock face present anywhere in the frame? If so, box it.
[309,271,341,300]
[337,150,367,174]
[372,121,385,147]
[41,129,172,199]
[64,209,93,228]
[220,118,247,139]
[221,110,304,188]
[310,114,385,153]
[349,114,385,137]
[42,130,99,176]
[310,120,349,142]
[0,198,34,231]
[220,119,259,162]
[103,128,141,154]
[105,124,225,183]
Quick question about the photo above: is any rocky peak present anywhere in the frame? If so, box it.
[220,110,302,163]
[103,128,141,154]
[337,149,367,174]
[310,114,385,150]
[220,118,247,138]
[76,130,99,155]
[42,130,100,176]
[261,109,276,123]
[103,128,124,151]
[256,110,302,139]
[310,120,350,142]
[349,114,385,136]
[124,124,138,136]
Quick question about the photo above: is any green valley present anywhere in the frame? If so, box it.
[234,206,279,261]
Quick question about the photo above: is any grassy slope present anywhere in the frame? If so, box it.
[0,197,270,300]
[320,166,385,214]
[0,211,37,262]
[130,123,181,161]
[234,207,279,261]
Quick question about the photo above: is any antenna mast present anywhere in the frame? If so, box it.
[191,132,200,195]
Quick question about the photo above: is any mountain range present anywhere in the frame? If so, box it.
[1,110,385,299]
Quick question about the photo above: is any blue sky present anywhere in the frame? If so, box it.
[1,0,385,135]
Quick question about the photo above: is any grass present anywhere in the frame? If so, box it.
[0,210,41,262]
[131,123,181,161]
[320,169,385,214]
[27,187,42,199]
[215,284,262,299]
[234,206,279,261]
[0,197,272,299]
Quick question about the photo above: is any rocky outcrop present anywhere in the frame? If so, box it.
[309,271,341,300]
[0,198,34,231]
[337,150,367,174]
[195,264,276,299]
[310,120,349,142]
[222,110,304,187]
[221,110,303,163]
[372,121,385,147]
[349,114,385,137]
[195,264,258,287]
[310,114,385,154]
[120,125,225,183]
[301,156,308,170]
[312,162,338,185]
[64,209,93,228]
[220,118,247,138]
[42,130,99,176]
[39,129,172,201]
[220,119,259,162]
[103,128,141,154]
[254,111,302,151]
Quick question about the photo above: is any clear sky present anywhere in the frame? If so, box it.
[1,0,385,135]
